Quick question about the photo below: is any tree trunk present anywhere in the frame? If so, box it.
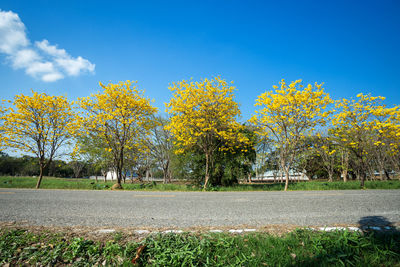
[116,166,122,187]
[168,169,172,183]
[163,165,170,184]
[163,161,169,184]
[36,162,44,189]
[328,171,333,182]
[163,169,167,184]
[342,169,348,182]
[361,172,366,188]
[95,175,98,183]
[137,173,143,182]
[368,166,375,181]
[379,169,385,181]
[341,150,349,182]
[384,170,391,180]
[359,153,366,187]
[284,167,289,191]
[203,153,210,190]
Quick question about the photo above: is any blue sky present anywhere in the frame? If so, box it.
[0,0,399,120]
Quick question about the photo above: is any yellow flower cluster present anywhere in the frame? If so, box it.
[251,79,333,146]
[77,80,158,157]
[165,76,250,154]
[0,91,76,157]
[331,93,400,155]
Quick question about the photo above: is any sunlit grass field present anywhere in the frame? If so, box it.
[0,176,399,191]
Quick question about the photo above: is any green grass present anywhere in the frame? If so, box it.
[0,176,102,190]
[0,228,399,266]
[0,176,400,191]
[209,180,400,191]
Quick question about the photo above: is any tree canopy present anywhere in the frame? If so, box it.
[78,80,157,187]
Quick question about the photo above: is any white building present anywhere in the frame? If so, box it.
[89,170,133,180]
[252,170,309,182]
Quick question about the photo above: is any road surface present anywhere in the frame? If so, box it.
[0,189,399,228]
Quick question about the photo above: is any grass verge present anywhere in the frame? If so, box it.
[1,176,400,191]
[0,228,399,266]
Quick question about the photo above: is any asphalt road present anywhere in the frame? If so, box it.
[0,189,399,228]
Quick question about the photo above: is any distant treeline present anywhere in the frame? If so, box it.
[0,152,92,178]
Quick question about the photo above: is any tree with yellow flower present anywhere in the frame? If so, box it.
[370,103,400,179]
[78,81,157,188]
[331,94,399,187]
[0,91,77,188]
[251,79,333,191]
[165,76,250,189]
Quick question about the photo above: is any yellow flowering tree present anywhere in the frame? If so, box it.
[331,94,399,186]
[165,76,250,189]
[0,91,76,188]
[371,103,400,178]
[78,81,157,188]
[251,79,333,191]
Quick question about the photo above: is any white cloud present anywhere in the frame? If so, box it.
[36,39,67,57]
[41,72,64,82]
[56,56,95,76]
[36,40,95,76]
[11,49,40,68]
[0,9,95,82]
[0,10,29,53]
[26,61,56,75]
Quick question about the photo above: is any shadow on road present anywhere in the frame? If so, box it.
[358,215,396,231]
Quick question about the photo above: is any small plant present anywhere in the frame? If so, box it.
[113,232,123,242]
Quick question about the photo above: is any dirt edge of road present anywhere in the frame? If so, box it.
[2,221,400,243]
